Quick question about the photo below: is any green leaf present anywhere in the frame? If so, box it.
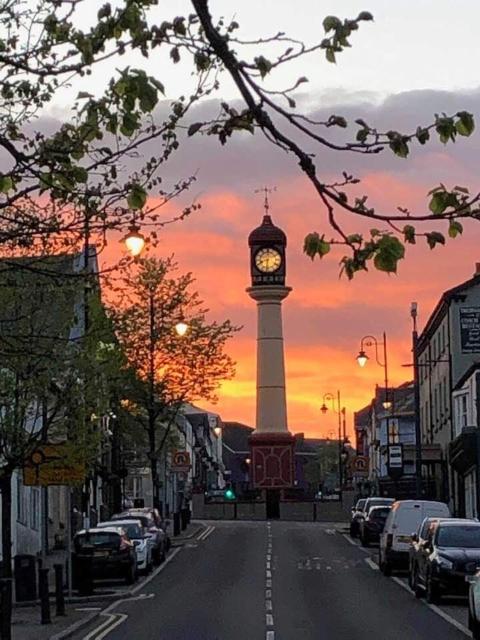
[170,47,180,63]
[356,128,368,143]
[429,191,448,215]
[0,175,14,193]
[373,235,405,274]
[456,111,475,136]
[254,55,272,78]
[328,114,347,128]
[127,184,147,210]
[323,15,341,32]
[389,137,409,158]
[448,220,463,238]
[325,48,336,64]
[188,122,203,136]
[416,126,430,145]
[303,232,330,260]
[76,91,94,100]
[426,231,446,249]
[403,225,416,244]
[347,234,362,244]
[357,11,374,21]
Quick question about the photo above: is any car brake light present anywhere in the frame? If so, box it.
[386,534,393,548]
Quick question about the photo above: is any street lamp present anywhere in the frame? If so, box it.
[123,221,146,257]
[321,391,346,499]
[356,333,391,410]
[214,425,222,437]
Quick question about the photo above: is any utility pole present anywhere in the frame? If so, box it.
[411,302,423,499]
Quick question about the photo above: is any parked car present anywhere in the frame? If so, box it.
[353,497,395,538]
[379,500,450,576]
[112,511,166,564]
[72,527,137,593]
[359,505,392,547]
[124,507,171,553]
[96,519,153,575]
[350,498,366,538]
[413,519,480,603]
[468,567,480,639]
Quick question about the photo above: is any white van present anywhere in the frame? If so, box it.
[379,500,450,576]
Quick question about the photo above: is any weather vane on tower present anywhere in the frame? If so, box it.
[254,186,277,215]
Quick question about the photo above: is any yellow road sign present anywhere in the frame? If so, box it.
[23,444,86,486]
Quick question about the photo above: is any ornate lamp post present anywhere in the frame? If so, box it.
[320,391,346,499]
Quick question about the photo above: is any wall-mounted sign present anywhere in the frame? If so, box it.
[460,307,480,353]
[172,450,191,473]
[387,444,403,480]
[23,444,85,486]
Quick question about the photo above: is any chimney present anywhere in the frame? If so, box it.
[476,263,480,276]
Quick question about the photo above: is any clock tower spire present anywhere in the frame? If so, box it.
[247,197,295,499]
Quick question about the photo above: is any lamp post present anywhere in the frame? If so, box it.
[411,302,423,499]
[320,391,345,500]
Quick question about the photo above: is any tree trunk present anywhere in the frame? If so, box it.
[148,412,159,510]
[0,472,13,640]
[0,473,13,579]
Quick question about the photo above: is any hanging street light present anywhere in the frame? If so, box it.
[123,222,146,257]
[356,350,369,368]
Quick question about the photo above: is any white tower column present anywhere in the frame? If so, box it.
[247,285,291,433]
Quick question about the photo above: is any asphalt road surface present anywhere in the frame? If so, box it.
[80,521,472,640]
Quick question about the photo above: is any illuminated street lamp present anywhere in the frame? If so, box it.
[214,425,222,437]
[356,332,391,410]
[123,222,146,257]
[174,321,189,337]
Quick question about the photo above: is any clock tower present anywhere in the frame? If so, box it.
[247,196,295,497]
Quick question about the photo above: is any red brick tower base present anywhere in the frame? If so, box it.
[249,432,295,489]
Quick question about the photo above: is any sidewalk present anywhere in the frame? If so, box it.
[171,521,206,546]
[12,603,97,640]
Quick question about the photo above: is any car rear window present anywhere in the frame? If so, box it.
[100,523,142,539]
[356,499,366,510]
[369,507,391,520]
[75,532,120,549]
[437,525,480,548]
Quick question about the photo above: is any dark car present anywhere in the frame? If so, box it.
[112,511,166,564]
[353,497,395,538]
[350,499,366,538]
[72,527,137,593]
[413,519,480,603]
[359,505,391,547]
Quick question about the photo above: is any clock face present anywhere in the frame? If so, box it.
[255,248,282,273]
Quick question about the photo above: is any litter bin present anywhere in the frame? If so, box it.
[14,555,37,602]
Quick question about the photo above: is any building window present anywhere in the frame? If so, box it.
[388,420,399,444]
[454,393,468,435]
[31,489,40,530]
[16,475,26,525]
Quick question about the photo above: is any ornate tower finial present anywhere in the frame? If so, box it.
[255,186,277,215]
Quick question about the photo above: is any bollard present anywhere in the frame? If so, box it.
[0,578,13,640]
[39,568,51,625]
[173,512,181,537]
[54,564,66,616]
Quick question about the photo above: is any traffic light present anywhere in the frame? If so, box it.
[224,485,236,500]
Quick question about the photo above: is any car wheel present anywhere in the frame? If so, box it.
[426,574,441,604]
[469,609,480,639]
[380,552,392,577]
[350,523,357,538]
[153,548,162,566]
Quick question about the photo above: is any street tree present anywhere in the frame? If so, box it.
[0,257,123,636]
[303,442,339,491]
[0,1,476,276]
[109,256,239,510]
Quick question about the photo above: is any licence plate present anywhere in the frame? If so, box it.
[396,535,411,543]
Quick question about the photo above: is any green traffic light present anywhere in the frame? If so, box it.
[224,488,235,500]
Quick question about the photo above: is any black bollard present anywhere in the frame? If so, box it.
[173,512,181,537]
[39,568,51,625]
[0,578,13,640]
[54,564,66,616]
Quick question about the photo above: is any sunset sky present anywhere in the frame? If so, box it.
[58,2,480,438]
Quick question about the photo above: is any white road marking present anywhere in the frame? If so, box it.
[266,589,272,598]
[365,558,379,571]
[266,600,273,612]
[197,525,215,541]
[266,561,271,569]
[266,570,272,578]
[266,614,274,627]
[75,607,102,612]
[266,631,275,640]
[342,534,358,547]
[130,549,180,595]
[325,529,336,535]
[82,613,127,640]
[266,579,272,588]
[267,554,271,561]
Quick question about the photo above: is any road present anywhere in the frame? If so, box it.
[80,521,472,640]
